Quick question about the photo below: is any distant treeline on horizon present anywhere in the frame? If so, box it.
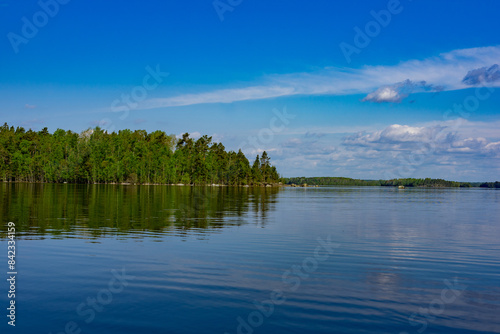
[0,123,280,185]
[284,177,500,188]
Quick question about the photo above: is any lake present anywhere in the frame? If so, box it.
[1,183,499,334]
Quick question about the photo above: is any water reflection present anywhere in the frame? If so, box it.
[0,183,281,238]
[1,184,499,333]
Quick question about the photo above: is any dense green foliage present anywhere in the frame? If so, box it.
[380,178,462,187]
[284,177,380,186]
[0,124,280,185]
[479,181,500,188]
[284,177,496,188]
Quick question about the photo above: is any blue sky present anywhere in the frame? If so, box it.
[1,0,499,181]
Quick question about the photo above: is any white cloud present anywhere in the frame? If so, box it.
[342,120,500,158]
[362,79,439,103]
[343,124,447,148]
[256,118,500,179]
[135,45,500,110]
[363,85,403,103]
[484,141,500,154]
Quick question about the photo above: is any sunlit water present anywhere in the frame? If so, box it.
[1,183,499,334]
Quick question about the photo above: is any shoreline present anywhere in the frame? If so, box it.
[1,180,497,189]
[0,180,284,187]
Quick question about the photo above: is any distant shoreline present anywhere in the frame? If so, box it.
[282,177,500,189]
[2,179,499,189]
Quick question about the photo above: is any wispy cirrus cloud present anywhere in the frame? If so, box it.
[134,45,500,110]
[141,86,296,109]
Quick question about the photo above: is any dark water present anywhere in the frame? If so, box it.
[1,183,499,334]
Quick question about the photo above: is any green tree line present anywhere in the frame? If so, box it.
[479,182,500,188]
[0,124,280,185]
[380,178,463,187]
[284,177,496,188]
[284,177,381,186]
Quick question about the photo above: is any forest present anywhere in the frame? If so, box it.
[479,181,500,188]
[285,177,380,186]
[284,177,495,188]
[0,124,280,185]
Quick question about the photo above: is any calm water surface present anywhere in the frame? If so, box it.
[0,183,499,334]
